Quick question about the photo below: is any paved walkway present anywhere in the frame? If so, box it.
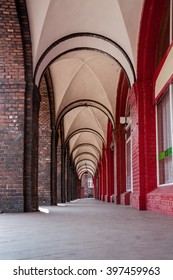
[0,198,173,260]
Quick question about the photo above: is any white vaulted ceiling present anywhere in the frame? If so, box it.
[26,0,144,178]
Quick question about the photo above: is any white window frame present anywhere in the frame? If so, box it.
[156,1,173,186]
[156,84,173,187]
[125,94,133,192]
[125,121,133,192]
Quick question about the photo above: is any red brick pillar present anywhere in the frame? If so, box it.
[80,177,84,198]
[130,81,157,210]
[92,177,96,198]
[75,172,79,199]
[95,172,99,199]
[113,124,126,204]
[101,153,106,201]
[104,148,109,202]
[105,121,114,202]
[110,149,114,199]
[77,178,81,199]
[71,164,75,201]
[98,163,101,200]
[105,147,114,202]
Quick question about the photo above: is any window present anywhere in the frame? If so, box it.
[157,85,173,185]
[125,99,132,191]
[88,178,94,188]
[156,0,173,68]
[156,0,173,186]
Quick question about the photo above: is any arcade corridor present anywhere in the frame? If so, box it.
[1,0,173,221]
[1,199,173,260]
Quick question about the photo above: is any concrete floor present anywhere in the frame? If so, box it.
[0,198,173,260]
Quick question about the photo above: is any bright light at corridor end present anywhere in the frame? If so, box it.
[38,207,49,214]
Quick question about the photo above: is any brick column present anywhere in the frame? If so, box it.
[69,162,73,200]
[130,81,157,210]
[15,0,40,212]
[0,0,25,212]
[71,164,78,200]
[33,86,41,210]
[61,146,66,203]
[66,151,72,202]
[104,146,114,202]
[51,129,58,205]
[24,85,41,212]
[71,165,75,200]
[74,171,79,199]
[97,163,101,200]
[57,136,62,203]
[66,158,70,202]
[64,149,68,202]
[104,148,109,202]
[77,177,81,198]
[38,77,51,206]
[94,172,99,199]
[105,121,113,202]
[100,157,106,201]
[103,148,109,202]
[113,124,126,204]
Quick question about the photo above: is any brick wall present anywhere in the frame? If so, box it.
[57,143,62,203]
[0,0,41,212]
[105,121,114,202]
[65,151,68,201]
[0,0,25,212]
[121,191,131,205]
[30,85,41,211]
[130,81,157,210]
[134,0,167,214]
[147,186,173,216]
[67,150,72,202]
[114,72,157,210]
[113,124,126,204]
[114,71,128,205]
[15,0,39,212]
[101,146,106,201]
[128,85,140,209]
[38,76,51,206]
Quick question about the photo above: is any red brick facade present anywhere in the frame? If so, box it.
[95,0,173,217]
[147,186,173,217]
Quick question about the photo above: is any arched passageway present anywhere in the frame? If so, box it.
[0,0,173,218]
